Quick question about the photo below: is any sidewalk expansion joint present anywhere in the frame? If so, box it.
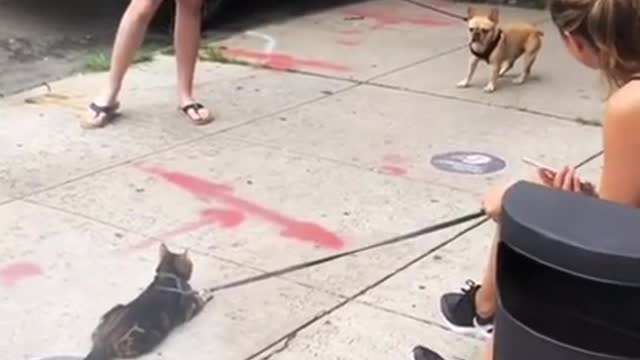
[219,135,484,196]
[242,217,489,360]
[355,298,487,343]
[242,54,602,127]
[8,85,356,204]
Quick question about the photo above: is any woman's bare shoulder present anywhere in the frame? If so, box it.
[606,81,640,127]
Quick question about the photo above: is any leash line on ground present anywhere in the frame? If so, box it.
[203,209,487,297]
[243,217,490,360]
[238,151,602,358]
[203,150,601,298]
[398,0,468,21]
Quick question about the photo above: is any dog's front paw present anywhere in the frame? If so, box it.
[483,83,496,93]
[456,79,470,88]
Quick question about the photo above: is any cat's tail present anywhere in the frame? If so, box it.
[84,347,110,360]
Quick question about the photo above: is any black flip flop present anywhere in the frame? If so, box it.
[179,103,214,126]
[413,346,446,360]
[84,101,120,129]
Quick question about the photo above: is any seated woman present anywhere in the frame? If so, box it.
[418,0,640,358]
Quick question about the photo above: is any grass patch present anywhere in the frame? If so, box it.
[160,46,176,55]
[198,46,252,66]
[83,49,156,73]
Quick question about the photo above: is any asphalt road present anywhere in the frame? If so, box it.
[0,0,360,97]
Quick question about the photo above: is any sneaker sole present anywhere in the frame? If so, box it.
[440,314,493,339]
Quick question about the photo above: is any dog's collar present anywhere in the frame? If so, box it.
[470,30,503,63]
[154,272,196,295]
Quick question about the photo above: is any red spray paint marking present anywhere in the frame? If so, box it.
[379,165,408,176]
[131,208,245,250]
[377,154,410,177]
[0,262,43,287]
[338,29,363,35]
[383,154,408,164]
[222,48,351,73]
[343,8,452,28]
[140,167,345,249]
[336,39,362,47]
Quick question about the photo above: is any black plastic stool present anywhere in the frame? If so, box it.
[493,181,640,360]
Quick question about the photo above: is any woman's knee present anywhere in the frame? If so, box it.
[127,0,161,22]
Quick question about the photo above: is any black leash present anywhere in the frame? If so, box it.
[202,209,486,298]
[399,0,468,22]
[201,151,604,299]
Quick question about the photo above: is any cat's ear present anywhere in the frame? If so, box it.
[159,243,170,258]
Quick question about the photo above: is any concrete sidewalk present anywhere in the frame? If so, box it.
[0,1,604,359]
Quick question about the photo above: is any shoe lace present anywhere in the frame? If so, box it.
[460,279,478,294]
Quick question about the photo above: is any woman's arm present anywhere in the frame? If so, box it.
[598,86,640,206]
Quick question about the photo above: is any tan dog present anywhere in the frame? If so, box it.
[457,7,543,92]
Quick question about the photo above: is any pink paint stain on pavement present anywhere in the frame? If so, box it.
[138,167,345,250]
[343,7,452,28]
[338,29,363,35]
[378,154,410,177]
[131,208,245,250]
[222,48,351,73]
[336,38,362,47]
[383,154,409,164]
[0,262,43,287]
[379,165,408,176]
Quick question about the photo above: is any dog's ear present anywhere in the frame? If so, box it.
[488,7,499,22]
[467,6,476,19]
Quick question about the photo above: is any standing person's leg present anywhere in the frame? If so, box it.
[174,0,213,125]
[86,0,162,128]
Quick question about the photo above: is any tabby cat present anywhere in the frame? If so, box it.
[84,244,209,360]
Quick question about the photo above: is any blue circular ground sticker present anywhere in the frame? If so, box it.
[430,151,506,175]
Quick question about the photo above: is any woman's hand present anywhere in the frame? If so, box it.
[537,166,597,197]
[482,180,515,221]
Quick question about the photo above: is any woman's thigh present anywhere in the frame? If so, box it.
[127,0,163,17]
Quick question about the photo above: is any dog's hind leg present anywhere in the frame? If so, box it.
[514,35,541,84]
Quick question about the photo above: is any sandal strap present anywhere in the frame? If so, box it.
[180,103,205,113]
[89,102,118,114]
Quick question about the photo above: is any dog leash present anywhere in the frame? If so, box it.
[201,151,604,299]
[202,209,486,298]
[399,0,468,22]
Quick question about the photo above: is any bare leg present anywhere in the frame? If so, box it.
[475,230,499,318]
[174,0,213,124]
[86,0,161,128]
[457,57,480,88]
[481,338,494,360]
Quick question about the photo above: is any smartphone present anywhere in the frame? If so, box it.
[522,157,557,175]
[522,157,596,194]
